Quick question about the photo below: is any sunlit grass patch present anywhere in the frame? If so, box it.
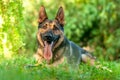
[0,55,120,80]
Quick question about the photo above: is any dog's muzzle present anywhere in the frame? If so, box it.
[42,33,53,44]
[41,32,59,63]
[42,31,59,44]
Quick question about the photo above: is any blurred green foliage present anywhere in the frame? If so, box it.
[0,0,120,60]
[0,0,25,58]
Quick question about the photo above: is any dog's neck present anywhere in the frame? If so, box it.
[51,37,69,61]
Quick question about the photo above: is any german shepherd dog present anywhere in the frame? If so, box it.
[34,6,95,66]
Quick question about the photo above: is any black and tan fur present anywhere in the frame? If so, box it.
[34,6,95,66]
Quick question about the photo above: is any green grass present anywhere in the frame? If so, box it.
[0,55,120,80]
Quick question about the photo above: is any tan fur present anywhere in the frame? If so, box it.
[81,54,95,65]
[50,57,64,66]
[37,30,44,47]
[53,33,64,50]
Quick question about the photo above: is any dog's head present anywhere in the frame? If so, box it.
[37,6,64,62]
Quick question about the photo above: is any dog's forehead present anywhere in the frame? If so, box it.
[45,19,56,24]
[44,19,58,28]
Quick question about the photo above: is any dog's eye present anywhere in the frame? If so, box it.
[42,25,47,29]
[53,25,59,30]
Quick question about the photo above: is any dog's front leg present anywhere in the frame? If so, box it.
[34,53,44,64]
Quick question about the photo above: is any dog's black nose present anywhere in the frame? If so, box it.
[43,33,53,41]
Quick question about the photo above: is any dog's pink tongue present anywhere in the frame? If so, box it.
[44,41,53,61]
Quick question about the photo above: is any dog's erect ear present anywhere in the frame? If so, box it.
[38,6,48,23]
[55,7,64,26]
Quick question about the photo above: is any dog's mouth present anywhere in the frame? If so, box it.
[42,35,59,63]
